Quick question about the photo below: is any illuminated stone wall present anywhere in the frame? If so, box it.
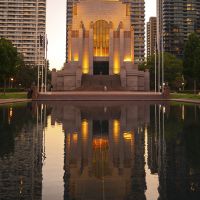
[51,0,149,91]
[68,0,134,75]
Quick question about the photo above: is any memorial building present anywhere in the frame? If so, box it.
[52,0,149,91]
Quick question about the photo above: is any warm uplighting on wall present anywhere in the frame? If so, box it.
[124,56,132,62]
[113,57,120,74]
[93,138,108,149]
[73,54,79,62]
[82,58,89,74]
[82,42,89,73]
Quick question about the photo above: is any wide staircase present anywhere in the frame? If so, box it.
[76,75,125,91]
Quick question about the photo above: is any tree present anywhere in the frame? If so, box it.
[183,33,200,91]
[0,38,20,92]
[15,63,38,89]
[139,52,183,90]
[14,60,51,89]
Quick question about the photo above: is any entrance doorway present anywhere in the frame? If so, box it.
[93,61,109,75]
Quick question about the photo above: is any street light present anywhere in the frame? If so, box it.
[10,78,14,88]
[182,82,184,91]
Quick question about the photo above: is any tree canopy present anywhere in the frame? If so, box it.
[183,33,200,89]
[0,38,21,90]
[139,52,183,90]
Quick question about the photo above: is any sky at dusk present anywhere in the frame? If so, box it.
[47,0,157,70]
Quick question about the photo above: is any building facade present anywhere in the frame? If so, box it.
[53,0,149,91]
[158,0,200,57]
[0,0,46,66]
[147,17,157,59]
[66,0,145,63]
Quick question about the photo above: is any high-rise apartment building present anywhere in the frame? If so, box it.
[0,0,46,66]
[147,17,157,59]
[158,0,200,57]
[66,0,145,63]
[123,0,145,63]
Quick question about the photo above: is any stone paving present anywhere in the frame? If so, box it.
[37,91,164,101]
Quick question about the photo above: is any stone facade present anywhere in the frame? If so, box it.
[52,0,149,91]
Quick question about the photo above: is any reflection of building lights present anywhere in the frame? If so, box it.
[93,138,108,149]
[182,105,185,120]
[19,177,23,195]
[163,106,166,113]
[9,107,13,118]
[123,132,133,140]
[82,119,88,139]
[8,107,13,124]
[72,132,78,142]
[113,120,120,141]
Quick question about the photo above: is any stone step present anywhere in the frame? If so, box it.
[79,75,123,91]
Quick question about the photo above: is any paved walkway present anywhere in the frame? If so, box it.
[40,91,162,95]
[0,99,31,105]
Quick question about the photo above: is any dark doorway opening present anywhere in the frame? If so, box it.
[93,61,109,75]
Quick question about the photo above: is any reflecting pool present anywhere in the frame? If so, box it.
[0,101,200,200]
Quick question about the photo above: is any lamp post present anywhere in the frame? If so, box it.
[10,78,14,88]
[182,82,184,91]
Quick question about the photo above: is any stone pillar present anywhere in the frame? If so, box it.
[68,30,72,62]
[120,67,126,88]
[89,28,94,75]
[109,29,114,75]
[120,29,124,71]
[79,28,83,69]
[131,26,135,62]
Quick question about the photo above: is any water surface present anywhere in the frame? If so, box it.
[0,101,200,200]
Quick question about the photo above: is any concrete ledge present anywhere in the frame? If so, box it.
[36,91,164,101]
[171,98,200,105]
[0,99,31,105]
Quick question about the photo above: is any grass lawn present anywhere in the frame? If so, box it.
[170,93,200,99]
[0,92,27,99]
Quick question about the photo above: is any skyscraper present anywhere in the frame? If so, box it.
[147,17,157,59]
[123,0,145,63]
[66,0,145,63]
[0,0,46,66]
[158,0,200,57]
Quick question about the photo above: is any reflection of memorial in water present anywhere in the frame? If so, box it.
[50,102,150,200]
[0,104,44,200]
